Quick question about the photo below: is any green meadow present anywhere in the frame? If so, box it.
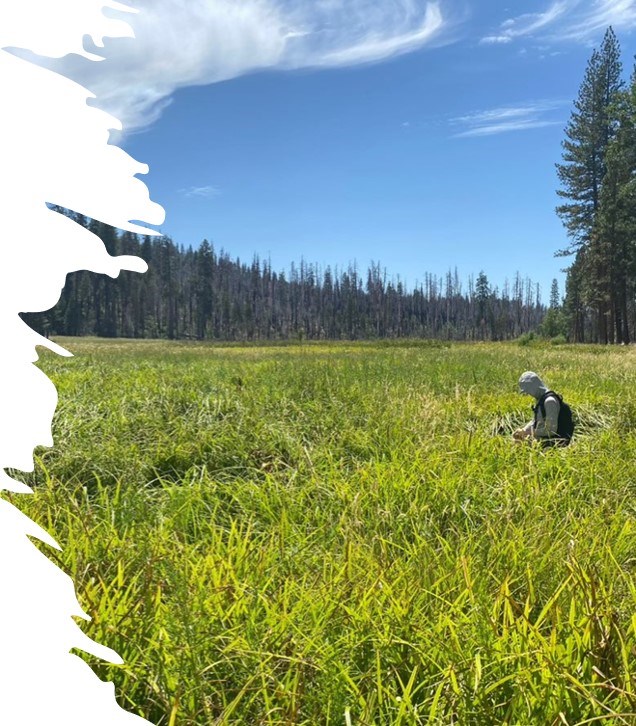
[12,338,636,725]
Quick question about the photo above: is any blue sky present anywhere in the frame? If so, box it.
[51,1,636,302]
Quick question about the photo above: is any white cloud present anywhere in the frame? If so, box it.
[178,185,221,199]
[479,35,513,44]
[556,0,636,40]
[452,102,564,138]
[479,1,569,44]
[315,1,443,66]
[28,0,453,133]
[454,119,561,137]
[481,0,636,46]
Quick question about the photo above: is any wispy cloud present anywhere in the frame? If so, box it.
[314,2,444,66]
[480,1,569,45]
[452,102,564,138]
[556,0,636,41]
[178,185,221,199]
[28,0,457,133]
[480,35,513,45]
[481,0,636,46]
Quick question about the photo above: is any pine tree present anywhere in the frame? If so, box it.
[564,252,587,341]
[194,240,215,339]
[540,279,563,338]
[549,279,560,308]
[557,27,623,249]
[475,271,491,339]
[595,68,636,343]
[556,27,623,342]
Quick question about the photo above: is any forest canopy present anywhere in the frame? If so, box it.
[24,215,548,342]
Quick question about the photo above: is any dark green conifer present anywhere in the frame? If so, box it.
[556,27,623,341]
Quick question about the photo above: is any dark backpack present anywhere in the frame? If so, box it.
[533,391,574,444]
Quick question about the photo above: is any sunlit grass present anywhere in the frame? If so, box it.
[8,338,636,724]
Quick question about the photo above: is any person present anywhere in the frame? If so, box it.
[513,371,562,446]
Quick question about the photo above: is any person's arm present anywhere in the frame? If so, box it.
[534,396,559,438]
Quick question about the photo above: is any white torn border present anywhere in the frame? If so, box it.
[0,1,163,723]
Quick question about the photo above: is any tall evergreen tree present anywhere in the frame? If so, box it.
[556,27,623,342]
[557,28,622,248]
[549,279,560,309]
[474,271,492,339]
[595,68,636,342]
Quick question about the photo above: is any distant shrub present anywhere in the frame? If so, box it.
[539,308,567,339]
[550,335,567,345]
[516,332,536,346]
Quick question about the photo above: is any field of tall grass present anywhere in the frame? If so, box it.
[10,338,636,725]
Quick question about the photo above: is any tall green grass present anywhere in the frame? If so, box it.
[9,338,636,724]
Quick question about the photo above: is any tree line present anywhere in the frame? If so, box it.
[558,27,636,343]
[24,212,548,342]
